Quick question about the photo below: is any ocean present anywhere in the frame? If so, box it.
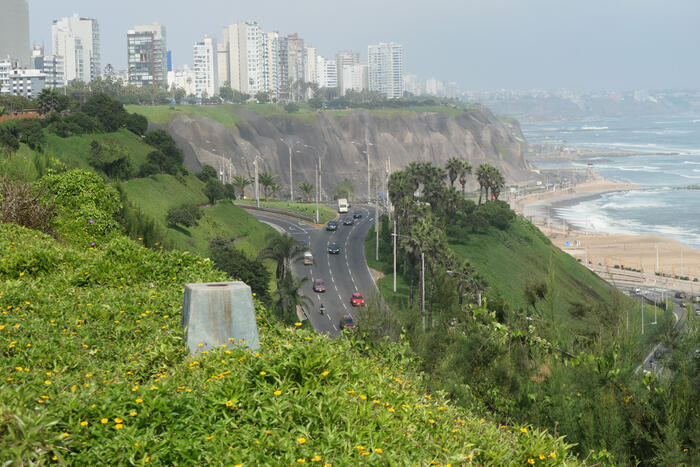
[522,115,700,249]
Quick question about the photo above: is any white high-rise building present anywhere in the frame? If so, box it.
[262,32,281,99]
[52,14,101,84]
[221,21,264,95]
[173,65,196,97]
[368,42,404,99]
[0,0,30,67]
[340,63,367,95]
[32,45,65,89]
[193,36,218,98]
[316,56,337,89]
[335,49,360,93]
[304,46,317,84]
[127,23,167,87]
[0,61,46,98]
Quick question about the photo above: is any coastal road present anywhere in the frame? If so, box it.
[248,206,378,335]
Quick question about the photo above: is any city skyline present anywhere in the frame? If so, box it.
[25,0,700,92]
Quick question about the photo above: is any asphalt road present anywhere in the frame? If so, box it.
[249,206,378,335]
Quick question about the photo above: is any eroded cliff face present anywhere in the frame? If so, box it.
[163,106,530,199]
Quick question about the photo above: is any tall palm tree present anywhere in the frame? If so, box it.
[476,163,490,205]
[275,275,313,324]
[299,182,313,202]
[445,157,462,187]
[458,161,472,197]
[258,172,276,200]
[259,233,303,282]
[270,182,281,200]
[232,175,252,200]
[487,166,505,201]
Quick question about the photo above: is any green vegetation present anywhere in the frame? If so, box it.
[235,200,337,224]
[363,160,699,464]
[0,172,578,464]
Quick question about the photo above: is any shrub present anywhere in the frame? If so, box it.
[204,179,225,204]
[124,113,148,136]
[479,200,515,230]
[209,237,271,301]
[165,203,202,228]
[0,178,55,234]
[81,93,128,132]
[196,164,217,182]
[88,141,133,180]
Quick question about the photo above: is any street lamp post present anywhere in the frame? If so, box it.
[446,269,482,307]
[254,156,260,208]
[304,145,321,202]
[282,139,305,202]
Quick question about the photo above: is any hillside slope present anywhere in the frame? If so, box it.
[0,222,578,465]
[128,104,532,199]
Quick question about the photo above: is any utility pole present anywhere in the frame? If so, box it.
[641,297,644,335]
[315,162,320,224]
[254,157,260,208]
[289,145,293,202]
[375,185,379,262]
[367,143,371,203]
[421,251,425,332]
[393,213,397,292]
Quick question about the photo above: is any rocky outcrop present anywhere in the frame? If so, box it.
[164,106,531,200]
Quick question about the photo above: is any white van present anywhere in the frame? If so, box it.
[303,252,313,265]
[337,198,349,213]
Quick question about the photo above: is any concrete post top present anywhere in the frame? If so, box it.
[185,282,249,291]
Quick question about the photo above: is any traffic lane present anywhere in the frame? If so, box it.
[249,212,336,333]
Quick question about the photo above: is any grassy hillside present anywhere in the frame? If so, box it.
[0,129,155,181]
[121,174,276,257]
[0,222,578,465]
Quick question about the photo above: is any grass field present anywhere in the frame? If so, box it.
[235,200,338,224]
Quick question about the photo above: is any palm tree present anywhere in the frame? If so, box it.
[232,175,252,200]
[487,166,505,201]
[270,182,281,200]
[258,172,276,200]
[259,233,303,282]
[476,163,490,205]
[299,182,313,202]
[275,275,313,324]
[445,157,462,187]
[458,161,472,197]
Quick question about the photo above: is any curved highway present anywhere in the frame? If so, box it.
[248,206,378,335]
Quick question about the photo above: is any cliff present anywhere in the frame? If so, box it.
[134,105,532,200]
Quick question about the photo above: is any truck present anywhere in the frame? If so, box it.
[337,198,349,213]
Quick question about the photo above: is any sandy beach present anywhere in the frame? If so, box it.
[513,180,700,291]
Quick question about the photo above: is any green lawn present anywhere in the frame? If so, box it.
[235,200,338,224]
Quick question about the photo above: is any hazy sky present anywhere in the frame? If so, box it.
[28,0,700,91]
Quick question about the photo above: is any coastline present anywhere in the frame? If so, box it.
[512,180,700,290]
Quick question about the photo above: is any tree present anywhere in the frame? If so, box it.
[88,140,133,180]
[197,164,218,182]
[270,182,281,200]
[299,182,313,202]
[209,238,271,302]
[255,92,270,104]
[219,83,234,102]
[232,175,252,199]
[274,275,312,324]
[204,179,225,204]
[223,183,236,200]
[333,178,354,200]
[36,89,71,115]
[81,93,128,132]
[487,165,505,201]
[476,163,490,205]
[124,113,148,136]
[445,157,462,187]
[284,103,300,113]
[166,203,202,228]
[258,172,276,200]
[458,161,472,197]
[259,233,303,282]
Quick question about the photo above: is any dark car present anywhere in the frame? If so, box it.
[340,315,356,330]
[328,242,340,254]
[343,217,354,226]
[352,210,362,219]
[313,279,326,293]
[326,220,338,231]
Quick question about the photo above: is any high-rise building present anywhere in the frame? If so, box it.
[0,0,30,67]
[286,33,305,86]
[127,23,167,87]
[368,42,404,99]
[335,49,360,93]
[316,56,338,89]
[216,42,230,89]
[52,14,101,84]
[340,63,367,95]
[221,21,264,95]
[262,32,281,99]
[32,45,65,89]
[193,36,218,98]
[304,46,317,84]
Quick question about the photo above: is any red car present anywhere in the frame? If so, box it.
[350,292,365,307]
[340,315,356,330]
[313,279,326,293]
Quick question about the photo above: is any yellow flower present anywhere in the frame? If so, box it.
[206,435,214,440]
[375,448,383,454]
[135,398,143,403]
[273,390,282,396]
[101,418,109,424]
[527,459,535,465]
[297,437,307,444]
[129,411,137,416]
[61,432,69,438]
[311,456,322,462]
[226,400,233,407]
[321,371,329,377]
[44,380,52,385]
[356,445,365,450]
[428,419,435,423]
[115,424,124,429]
[297,459,305,463]
[294,322,302,327]
[259,371,267,376]
[361,452,369,456]
[80,421,88,427]
[114,417,123,423]
[539,454,545,460]
[520,427,528,433]
[550,452,557,458]
[132,386,139,391]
